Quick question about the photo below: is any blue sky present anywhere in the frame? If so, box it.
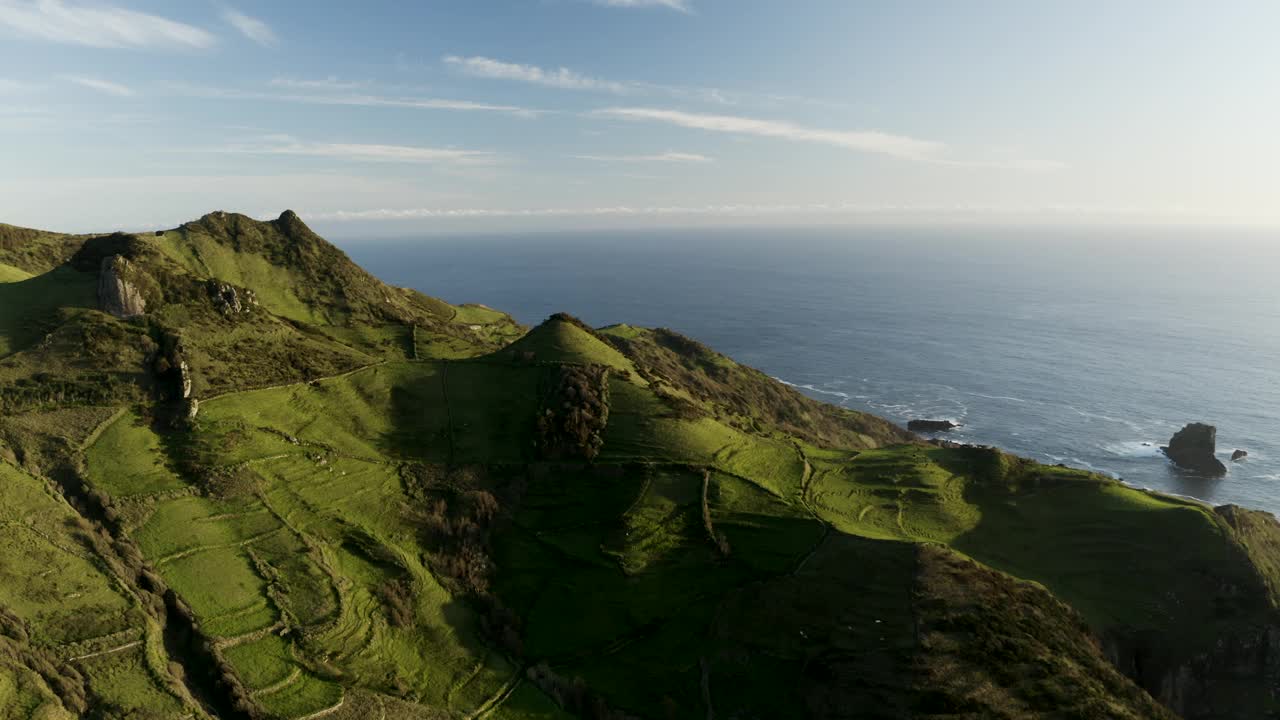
[1,0,1277,234]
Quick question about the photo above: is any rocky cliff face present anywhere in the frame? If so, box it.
[98,255,147,318]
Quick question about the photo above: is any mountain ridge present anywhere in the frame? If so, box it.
[0,211,1277,719]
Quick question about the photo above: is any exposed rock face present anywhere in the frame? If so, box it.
[1233,449,1249,461]
[1162,423,1227,475]
[207,280,258,316]
[98,255,146,318]
[177,359,193,399]
[908,419,959,433]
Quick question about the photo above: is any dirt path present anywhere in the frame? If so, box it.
[252,668,302,697]
[154,527,286,566]
[68,639,142,662]
[465,669,522,720]
[202,361,388,405]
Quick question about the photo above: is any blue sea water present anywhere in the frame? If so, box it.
[337,225,1280,515]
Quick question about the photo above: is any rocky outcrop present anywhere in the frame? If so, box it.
[207,280,258,316]
[98,255,146,318]
[1234,450,1249,461]
[1162,423,1227,475]
[908,419,959,433]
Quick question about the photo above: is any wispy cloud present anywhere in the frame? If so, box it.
[596,107,944,161]
[270,76,367,91]
[60,74,134,97]
[0,0,215,48]
[0,78,26,93]
[169,82,542,118]
[221,7,275,46]
[215,136,501,165]
[444,55,626,93]
[573,151,712,163]
[311,202,1161,223]
[589,0,691,13]
[442,54,835,109]
[303,202,987,221]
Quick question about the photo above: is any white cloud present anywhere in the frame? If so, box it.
[221,7,275,46]
[444,55,626,93]
[0,78,26,93]
[310,202,1209,224]
[60,74,134,97]
[573,151,712,163]
[218,137,500,165]
[169,82,542,117]
[0,0,215,48]
[590,0,691,12]
[596,107,943,161]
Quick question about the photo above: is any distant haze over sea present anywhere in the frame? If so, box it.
[340,225,1280,514]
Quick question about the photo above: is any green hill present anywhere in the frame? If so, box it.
[0,211,1277,719]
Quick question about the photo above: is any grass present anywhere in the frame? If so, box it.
[257,672,343,718]
[75,645,187,716]
[6,210,1280,717]
[0,463,139,644]
[223,634,296,690]
[492,463,822,717]
[503,315,639,374]
[153,228,326,326]
[0,267,97,358]
[0,262,31,283]
[84,410,188,499]
[163,546,275,637]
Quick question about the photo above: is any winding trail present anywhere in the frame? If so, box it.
[465,670,523,720]
[153,527,286,567]
[251,667,302,697]
[68,639,142,662]
[790,442,831,576]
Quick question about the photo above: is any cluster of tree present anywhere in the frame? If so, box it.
[526,662,639,720]
[401,463,526,656]
[536,364,611,461]
[0,606,92,713]
[0,374,133,414]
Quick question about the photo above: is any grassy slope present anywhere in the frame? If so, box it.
[0,461,190,717]
[0,262,31,283]
[7,212,1280,718]
[0,223,86,275]
[0,268,97,358]
[598,323,914,449]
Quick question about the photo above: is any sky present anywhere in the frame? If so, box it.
[1,0,1278,235]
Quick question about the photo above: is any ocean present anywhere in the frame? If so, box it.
[337,225,1280,515]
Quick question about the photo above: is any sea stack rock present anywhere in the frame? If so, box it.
[908,419,959,433]
[1232,449,1249,461]
[1162,423,1227,475]
[98,255,147,318]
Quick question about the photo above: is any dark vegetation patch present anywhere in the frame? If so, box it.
[536,364,610,461]
[913,544,1175,719]
[401,463,527,655]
